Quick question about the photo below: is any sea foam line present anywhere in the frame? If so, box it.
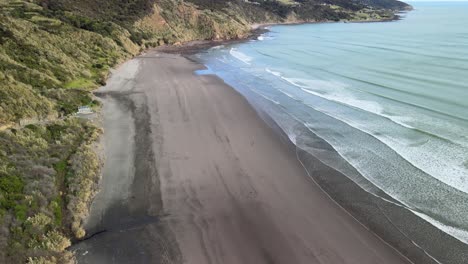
[263,70,468,194]
[298,89,468,195]
[265,68,282,77]
[254,89,468,248]
[301,119,468,250]
[300,119,468,248]
[229,48,252,65]
[219,63,468,259]
[251,89,280,105]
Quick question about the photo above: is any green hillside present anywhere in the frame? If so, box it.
[0,0,411,263]
[0,0,411,128]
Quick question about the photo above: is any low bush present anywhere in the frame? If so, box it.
[0,118,100,263]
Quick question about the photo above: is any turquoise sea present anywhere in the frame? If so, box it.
[195,2,468,262]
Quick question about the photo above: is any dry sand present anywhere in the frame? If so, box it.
[74,52,410,264]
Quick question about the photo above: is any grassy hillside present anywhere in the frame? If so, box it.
[0,0,411,263]
[356,0,413,10]
[0,0,139,128]
[0,0,411,128]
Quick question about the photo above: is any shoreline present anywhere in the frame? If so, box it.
[74,51,414,263]
[237,87,468,264]
[197,55,468,263]
[180,18,468,263]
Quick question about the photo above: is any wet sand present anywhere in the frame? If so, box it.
[73,52,411,263]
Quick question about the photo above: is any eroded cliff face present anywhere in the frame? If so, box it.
[133,1,252,46]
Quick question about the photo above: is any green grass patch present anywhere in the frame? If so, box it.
[30,15,62,26]
[50,197,63,226]
[64,78,96,90]
[0,175,25,211]
[276,0,297,6]
[13,204,27,222]
[0,175,24,195]
[54,160,67,174]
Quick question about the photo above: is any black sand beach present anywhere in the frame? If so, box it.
[70,51,422,264]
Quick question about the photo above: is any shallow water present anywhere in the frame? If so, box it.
[195,1,468,259]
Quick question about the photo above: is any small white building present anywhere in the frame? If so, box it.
[77,106,93,114]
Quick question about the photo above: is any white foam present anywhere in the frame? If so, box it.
[301,119,468,247]
[412,210,468,245]
[306,89,468,194]
[265,68,282,77]
[282,77,385,115]
[380,115,415,129]
[305,91,468,194]
[257,35,274,41]
[252,89,280,105]
[278,89,295,100]
[276,76,468,194]
[277,75,417,131]
[230,48,252,65]
[287,132,297,144]
[209,45,225,50]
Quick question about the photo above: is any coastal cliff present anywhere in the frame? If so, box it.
[0,0,411,263]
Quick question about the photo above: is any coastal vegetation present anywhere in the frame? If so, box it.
[0,119,100,263]
[0,0,411,262]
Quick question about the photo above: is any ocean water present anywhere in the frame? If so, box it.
[195,2,468,261]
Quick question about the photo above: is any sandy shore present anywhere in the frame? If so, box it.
[72,51,411,263]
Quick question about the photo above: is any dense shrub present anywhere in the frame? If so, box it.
[0,119,100,263]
